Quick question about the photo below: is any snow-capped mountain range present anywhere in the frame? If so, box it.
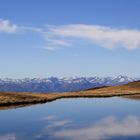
[0,76,139,93]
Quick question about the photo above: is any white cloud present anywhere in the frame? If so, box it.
[41,46,57,51]
[45,24,140,50]
[0,19,18,33]
[40,39,71,51]
[1,20,140,50]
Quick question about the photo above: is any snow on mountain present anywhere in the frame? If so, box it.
[0,76,138,93]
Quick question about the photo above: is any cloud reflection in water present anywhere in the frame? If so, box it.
[42,116,140,140]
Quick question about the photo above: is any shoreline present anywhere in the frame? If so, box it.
[0,91,140,110]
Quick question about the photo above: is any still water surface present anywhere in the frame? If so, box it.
[0,97,140,140]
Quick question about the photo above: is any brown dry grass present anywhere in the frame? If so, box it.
[0,80,140,110]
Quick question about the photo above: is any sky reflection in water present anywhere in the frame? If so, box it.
[0,97,140,140]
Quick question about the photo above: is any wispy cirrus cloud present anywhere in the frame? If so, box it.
[42,38,71,51]
[0,19,41,34]
[43,24,140,50]
[0,19,18,33]
[1,19,140,50]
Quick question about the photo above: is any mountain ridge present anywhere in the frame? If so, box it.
[0,76,139,93]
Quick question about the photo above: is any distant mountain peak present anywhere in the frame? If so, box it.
[0,76,139,93]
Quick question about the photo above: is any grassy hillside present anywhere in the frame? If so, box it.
[0,80,140,110]
[87,81,140,93]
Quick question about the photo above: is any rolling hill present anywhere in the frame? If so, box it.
[0,80,140,110]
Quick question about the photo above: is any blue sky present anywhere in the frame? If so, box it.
[0,0,140,78]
